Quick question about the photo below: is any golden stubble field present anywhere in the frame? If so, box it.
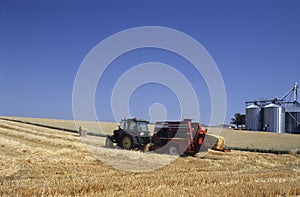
[0,117,299,196]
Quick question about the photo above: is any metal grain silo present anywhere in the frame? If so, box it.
[263,103,285,133]
[246,104,262,131]
[285,103,300,134]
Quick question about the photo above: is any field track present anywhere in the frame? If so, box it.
[0,117,299,196]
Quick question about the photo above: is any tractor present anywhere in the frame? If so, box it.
[105,118,151,150]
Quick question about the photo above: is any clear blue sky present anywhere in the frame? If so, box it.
[1,0,300,124]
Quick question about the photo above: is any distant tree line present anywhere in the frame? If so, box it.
[231,113,245,128]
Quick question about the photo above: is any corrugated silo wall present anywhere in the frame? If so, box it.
[246,104,262,131]
[285,112,300,134]
[263,104,285,133]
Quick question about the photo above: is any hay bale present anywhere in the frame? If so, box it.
[215,136,225,150]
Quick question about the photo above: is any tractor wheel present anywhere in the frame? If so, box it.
[166,143,179,155]
[105,137,113,148]
[122,135,135,150]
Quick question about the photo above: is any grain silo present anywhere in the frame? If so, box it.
[285,102,300,134]
[245,104,262,131]
[263,103,285,133]
[246,82,299,133]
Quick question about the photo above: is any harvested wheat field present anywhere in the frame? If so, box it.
[0,118,299,196]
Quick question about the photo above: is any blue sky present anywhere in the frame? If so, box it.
[1,0,300,124]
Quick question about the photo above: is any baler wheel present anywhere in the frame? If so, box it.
[167,143,179,155]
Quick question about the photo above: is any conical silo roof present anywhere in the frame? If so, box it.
[285,102,300,112]
[246,104,261,109]
[265,103,280,108]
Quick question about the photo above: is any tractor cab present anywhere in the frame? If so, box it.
[119,118,150,137]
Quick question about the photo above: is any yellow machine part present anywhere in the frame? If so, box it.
[213,136,225,150]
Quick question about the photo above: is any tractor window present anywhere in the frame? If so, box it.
[137,122,148,131]
[129,121,137,130]
[120,120,125,130]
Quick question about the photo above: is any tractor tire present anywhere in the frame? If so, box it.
[121,134,135,150]
[166,143,179,155]
[105,137,114,149]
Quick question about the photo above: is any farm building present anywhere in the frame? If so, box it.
[245,82,300,134]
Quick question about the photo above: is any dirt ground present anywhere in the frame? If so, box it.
[0,118,299,196]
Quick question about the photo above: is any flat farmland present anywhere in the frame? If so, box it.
[209,128,300,153]
[0,117,299,196]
